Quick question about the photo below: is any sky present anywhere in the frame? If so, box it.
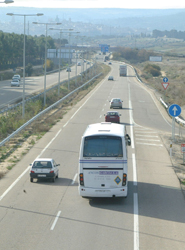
[3,0,185,9]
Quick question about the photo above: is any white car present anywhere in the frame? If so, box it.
[12,74,21,80]
[30,158,60,183]
[11,79,20,87]
[66,67,71,72]
[109,98,123,109]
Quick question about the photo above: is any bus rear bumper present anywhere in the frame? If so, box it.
[78,186,128,198]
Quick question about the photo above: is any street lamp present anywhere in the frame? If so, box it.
[49,28,73,97]
[7,13,43,118]
[57,31,79,90]
[33,22,62,106]
[79,36,86,82]
[0,0,14,3]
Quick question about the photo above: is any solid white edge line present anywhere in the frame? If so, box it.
[134,193,139,250]
[0,166,30,201]
[129,80,139,250]
[128,84,135,149]
[132,153,137,186]
[50,210,61,231]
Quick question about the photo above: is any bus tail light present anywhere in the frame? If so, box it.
[79,173,84,186]
[122,174,127,186]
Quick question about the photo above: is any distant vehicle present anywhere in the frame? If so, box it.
[105,111,121,123]
[105,56,109,60]
[108,62,112,65]
[30,158,60,183]
[108,76,114,81]
[66,67,71,72]
[77,61,81,66]
[78,122,131,198]
[11,79,20,87]
[87,61,90,65]
[12,74,21,81]
[119,65,127,76]
[110,98,123,109]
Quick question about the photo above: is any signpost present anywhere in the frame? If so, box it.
[162,77,169,101]
[168,104,181,141]
[181,144,185,164]
[99,44,109,54]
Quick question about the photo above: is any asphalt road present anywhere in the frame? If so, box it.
[0,62,87,107]
[0,61,185,250]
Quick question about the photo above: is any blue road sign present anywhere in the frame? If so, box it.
[163,77,168,83]
[168,104,181,117]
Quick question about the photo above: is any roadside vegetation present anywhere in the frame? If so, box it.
[113,44,185,107]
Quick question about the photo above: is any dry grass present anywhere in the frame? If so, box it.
[136,56,185,107]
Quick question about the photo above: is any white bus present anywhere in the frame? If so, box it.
[78,122,131,198]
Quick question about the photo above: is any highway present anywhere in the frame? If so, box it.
[0,61,185,250]
[0,62,87,107]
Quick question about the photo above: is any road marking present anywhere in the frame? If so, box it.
[134,193,139,250]
[135,131,157,134]
[50,211,61,231]
[71,173,78,185]
[136,138,160,142]
[128,83,135,149]
[136,142,163,146]
[135,135,158,137]
[132,153,137,186]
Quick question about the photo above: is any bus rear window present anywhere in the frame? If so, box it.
[83,136,123,157]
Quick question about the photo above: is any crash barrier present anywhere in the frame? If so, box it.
[159,97,185,126]
[0,72,102,147]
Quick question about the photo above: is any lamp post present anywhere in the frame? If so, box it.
[7,13,43,118]
[49,28,73,97]
[59,31,80,90]
[0,0,14,3]
[33,22,62,106]
[79,36,85,82]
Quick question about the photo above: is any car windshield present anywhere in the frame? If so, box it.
[83,135,123,157]
[32,161,52,168]
[113,99,120,102]
[107,112,118,116]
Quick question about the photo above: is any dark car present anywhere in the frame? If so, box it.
[104,111,121,123]
[108,76,114,81]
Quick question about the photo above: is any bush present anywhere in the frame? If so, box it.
[144,64,161,77]
[25,63,33,76]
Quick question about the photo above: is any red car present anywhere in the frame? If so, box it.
[105,111,121,123]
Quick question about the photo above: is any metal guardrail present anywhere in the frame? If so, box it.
[159,97,185,126]
[0,72,102,147]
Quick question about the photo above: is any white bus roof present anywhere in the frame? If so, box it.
[83,122,126,137]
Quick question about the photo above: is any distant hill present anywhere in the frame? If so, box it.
[1,7,185,35]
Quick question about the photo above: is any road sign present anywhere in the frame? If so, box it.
[163,77,168,83]
[168,104,181,117]
[161,82,169,90]
[181,144,185,153]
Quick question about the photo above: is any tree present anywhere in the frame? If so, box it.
[25,63,33,76]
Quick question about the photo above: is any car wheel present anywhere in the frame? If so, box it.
[30,177,33,182]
